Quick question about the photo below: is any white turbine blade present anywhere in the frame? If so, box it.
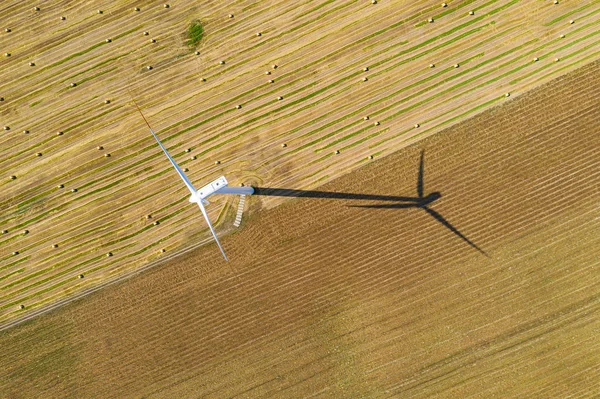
[197,201,228,261]
[148,127,196,196]
[132,99,196,195]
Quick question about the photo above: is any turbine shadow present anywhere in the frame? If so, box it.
[254,150,487,256]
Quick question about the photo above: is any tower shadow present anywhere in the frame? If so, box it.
[253,150,487,256]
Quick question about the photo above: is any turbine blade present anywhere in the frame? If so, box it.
[197,201,228,261]
[131,98,196,195]
[423,206,488,257]
[417,150,424,198]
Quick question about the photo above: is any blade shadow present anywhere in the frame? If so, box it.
[254,150,486,256]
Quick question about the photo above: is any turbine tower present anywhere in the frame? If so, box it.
[132,100,253,261]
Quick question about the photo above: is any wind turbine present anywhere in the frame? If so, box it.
[132,100,254,261]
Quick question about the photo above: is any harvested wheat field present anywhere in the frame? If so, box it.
[2,0,600,324]
[1,57,599,397]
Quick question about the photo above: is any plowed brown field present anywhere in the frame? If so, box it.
[1,59,599,398]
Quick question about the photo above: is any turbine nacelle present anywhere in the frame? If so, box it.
[189,176,228,203]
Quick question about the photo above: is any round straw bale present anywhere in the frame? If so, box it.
[57,184,64,188]
[60,16,66,20]
[106,252,113,257]
[9,175,16,180]
[23,130,29,134]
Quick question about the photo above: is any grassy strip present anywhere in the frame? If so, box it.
[0,269,24,282]
[0,257,29,273]
[414,0,483,27]
[545,0,600,26]
[0,244,135,309]
[510,31,600,84]
[64,52,131,82]
[528,49,600,87]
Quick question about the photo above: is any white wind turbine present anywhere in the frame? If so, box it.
[132,100,254,261]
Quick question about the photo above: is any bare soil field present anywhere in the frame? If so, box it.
[1,59,599,398]
[1,0,600,324]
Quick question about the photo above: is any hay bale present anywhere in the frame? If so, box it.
[219,60,225,65]
[150,38,156,43]
[78,274,84,279]
[164,4,170,8]
[146,65,153,70]
[554,0,559,4]
[373,121,380,126]
[160,249,166,253]
[134,7,140,11]
[19,304,25,309]
[428,18,434,23]
[569,20,574,24]
[335,150,340,154]
[57,184,64,188]
[429,63,435,68]
[362,77,368,82]
[268,79,274,83]
[70,82,77,87]
[4,53,10,57]
[363,67,369,72]
[34,6,40,11]
[143,31,149,36]
[195,51,200,55]
[98,10,103,14]
[228,14,234,18]
[190,155,196,160]
[3,126,9,130]
[200,77,206,82]
[265,71,271,75]
[71,188,78,192]
[281,143,287,148]
[184,168,189,172]
[23,230,29,235]
[454,63,460,68]
[57,131,64,135]
[97,146,103,150]
[554,58,560,62]
[469,11,474,15]
[560,34,565,38]
[277,96,283,100]
[272,64,278,69]
[414,123,420,128]
[52,244,58,248]
[23,130,29,134]
[13,251,19,255]
[0,97,4,101]
[36,152,42,157]
[185,148,191,153]
[533,57,539,62]
[369,155,374,160]
[1,230,8,234]
[104,99,110,104]
[442,3,447,7]
[372,0,377,4]
[105,38,112,43]
[104,153,111,157]
[364,116,370,120]
[106,252,113,257]
[153,221,160,226]
[214,160,221,165]
[505,93,510,97]
[10,175,16,180]
[60,16,66,20]
[256,32,262,36]
[4,28,11,33]
[146,215,152,219]
[235,104,242,109]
